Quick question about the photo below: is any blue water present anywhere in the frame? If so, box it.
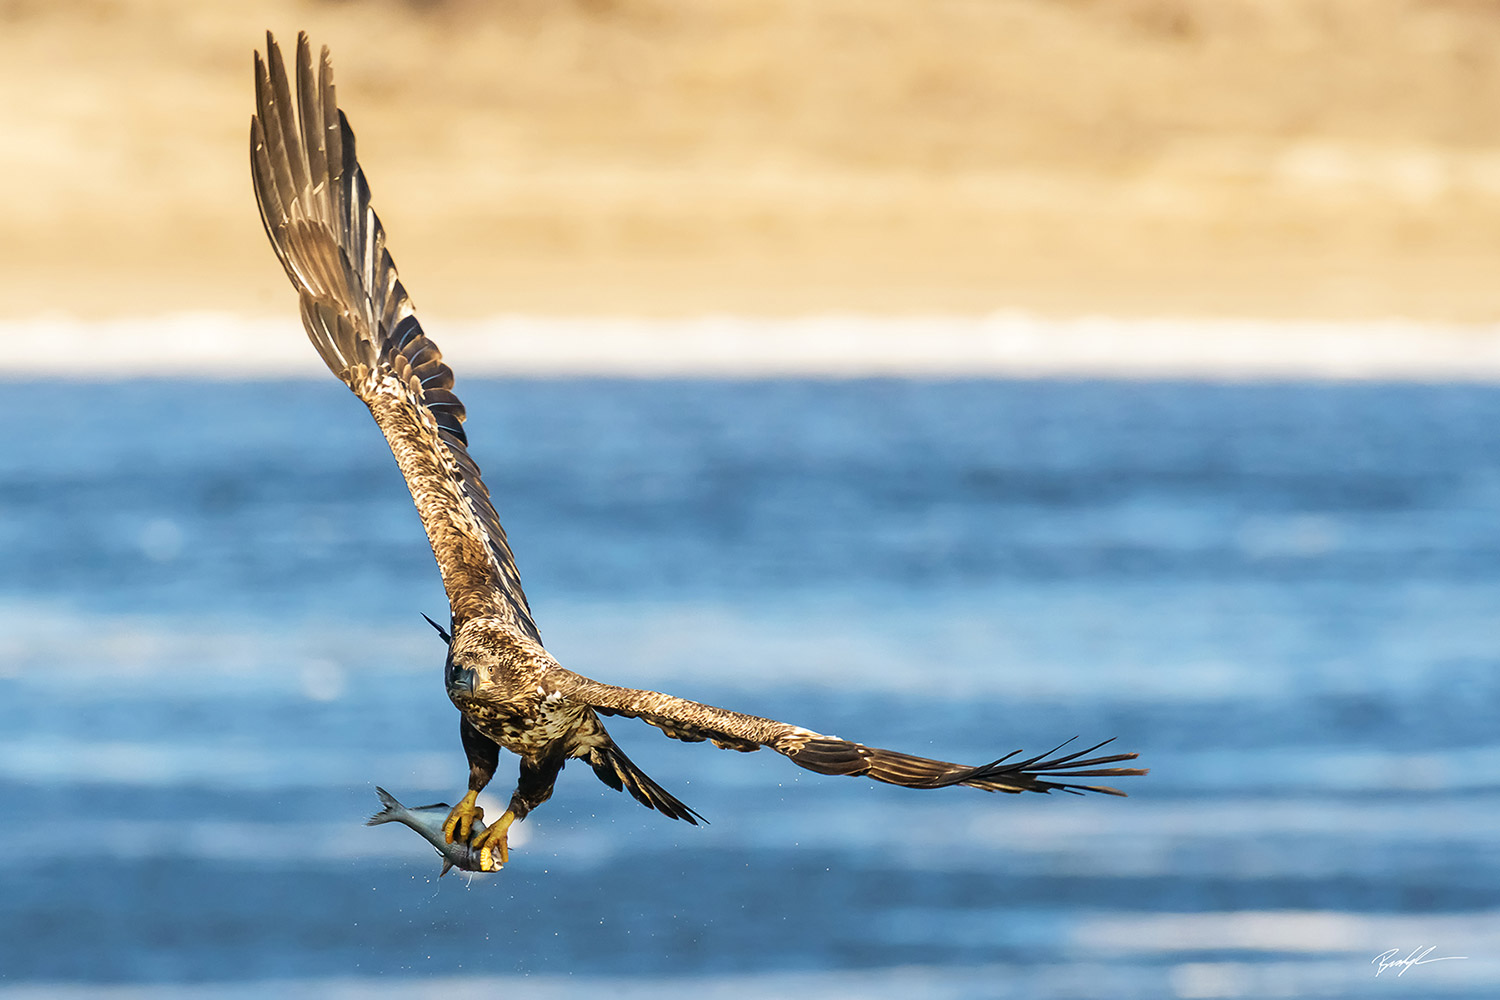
[1,378,1497,998]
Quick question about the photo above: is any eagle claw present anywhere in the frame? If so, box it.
[471,809,517,871]
[443,791,484,845]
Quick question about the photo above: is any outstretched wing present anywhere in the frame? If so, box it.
[557,674,1146,795]
[250,32,537,638]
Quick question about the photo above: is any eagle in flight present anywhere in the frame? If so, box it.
[250,32,1146,872]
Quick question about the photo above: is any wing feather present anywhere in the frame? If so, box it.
[251,32,537,637]
[556,672,1147,795]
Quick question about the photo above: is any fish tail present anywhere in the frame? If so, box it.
[365,785,405,826]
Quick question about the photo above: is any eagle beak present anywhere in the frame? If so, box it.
[447,666,477,695]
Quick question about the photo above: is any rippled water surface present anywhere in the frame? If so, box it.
[2,378,1497,998]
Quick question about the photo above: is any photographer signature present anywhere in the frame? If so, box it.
[1372,946,1468,977]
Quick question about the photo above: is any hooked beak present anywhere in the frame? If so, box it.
[447,666,477,695]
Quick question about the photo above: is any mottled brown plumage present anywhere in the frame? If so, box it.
[251,32,1146,871]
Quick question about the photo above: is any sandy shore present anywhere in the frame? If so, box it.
[5,1,1500,327]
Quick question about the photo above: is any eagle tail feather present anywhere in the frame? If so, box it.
[587,740,706,826]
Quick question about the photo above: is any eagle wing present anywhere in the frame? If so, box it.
[556,672,1147,795]
[250,32,537,638]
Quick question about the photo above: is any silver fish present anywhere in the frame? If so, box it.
[366,786,496,875]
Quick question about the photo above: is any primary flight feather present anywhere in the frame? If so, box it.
[250,31,1146,871]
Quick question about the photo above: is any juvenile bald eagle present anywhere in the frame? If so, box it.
[250,32,1146,871]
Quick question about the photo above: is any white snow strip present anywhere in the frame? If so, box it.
[9,312,1500,379]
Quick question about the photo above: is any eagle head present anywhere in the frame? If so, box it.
[444,616,549,702]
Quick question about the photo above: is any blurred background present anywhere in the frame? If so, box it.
[3,2,1500,999]
[9,0,1500,320]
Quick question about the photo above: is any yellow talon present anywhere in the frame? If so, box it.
[470,809,516,871]
[443,790,484,845]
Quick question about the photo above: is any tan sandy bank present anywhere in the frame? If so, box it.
[5,2,1500,324]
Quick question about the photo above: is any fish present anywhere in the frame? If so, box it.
[366,786,497,875]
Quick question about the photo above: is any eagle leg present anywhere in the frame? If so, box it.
[464,748,566,869]
[470,809,517,871]
[444,717,500,847]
